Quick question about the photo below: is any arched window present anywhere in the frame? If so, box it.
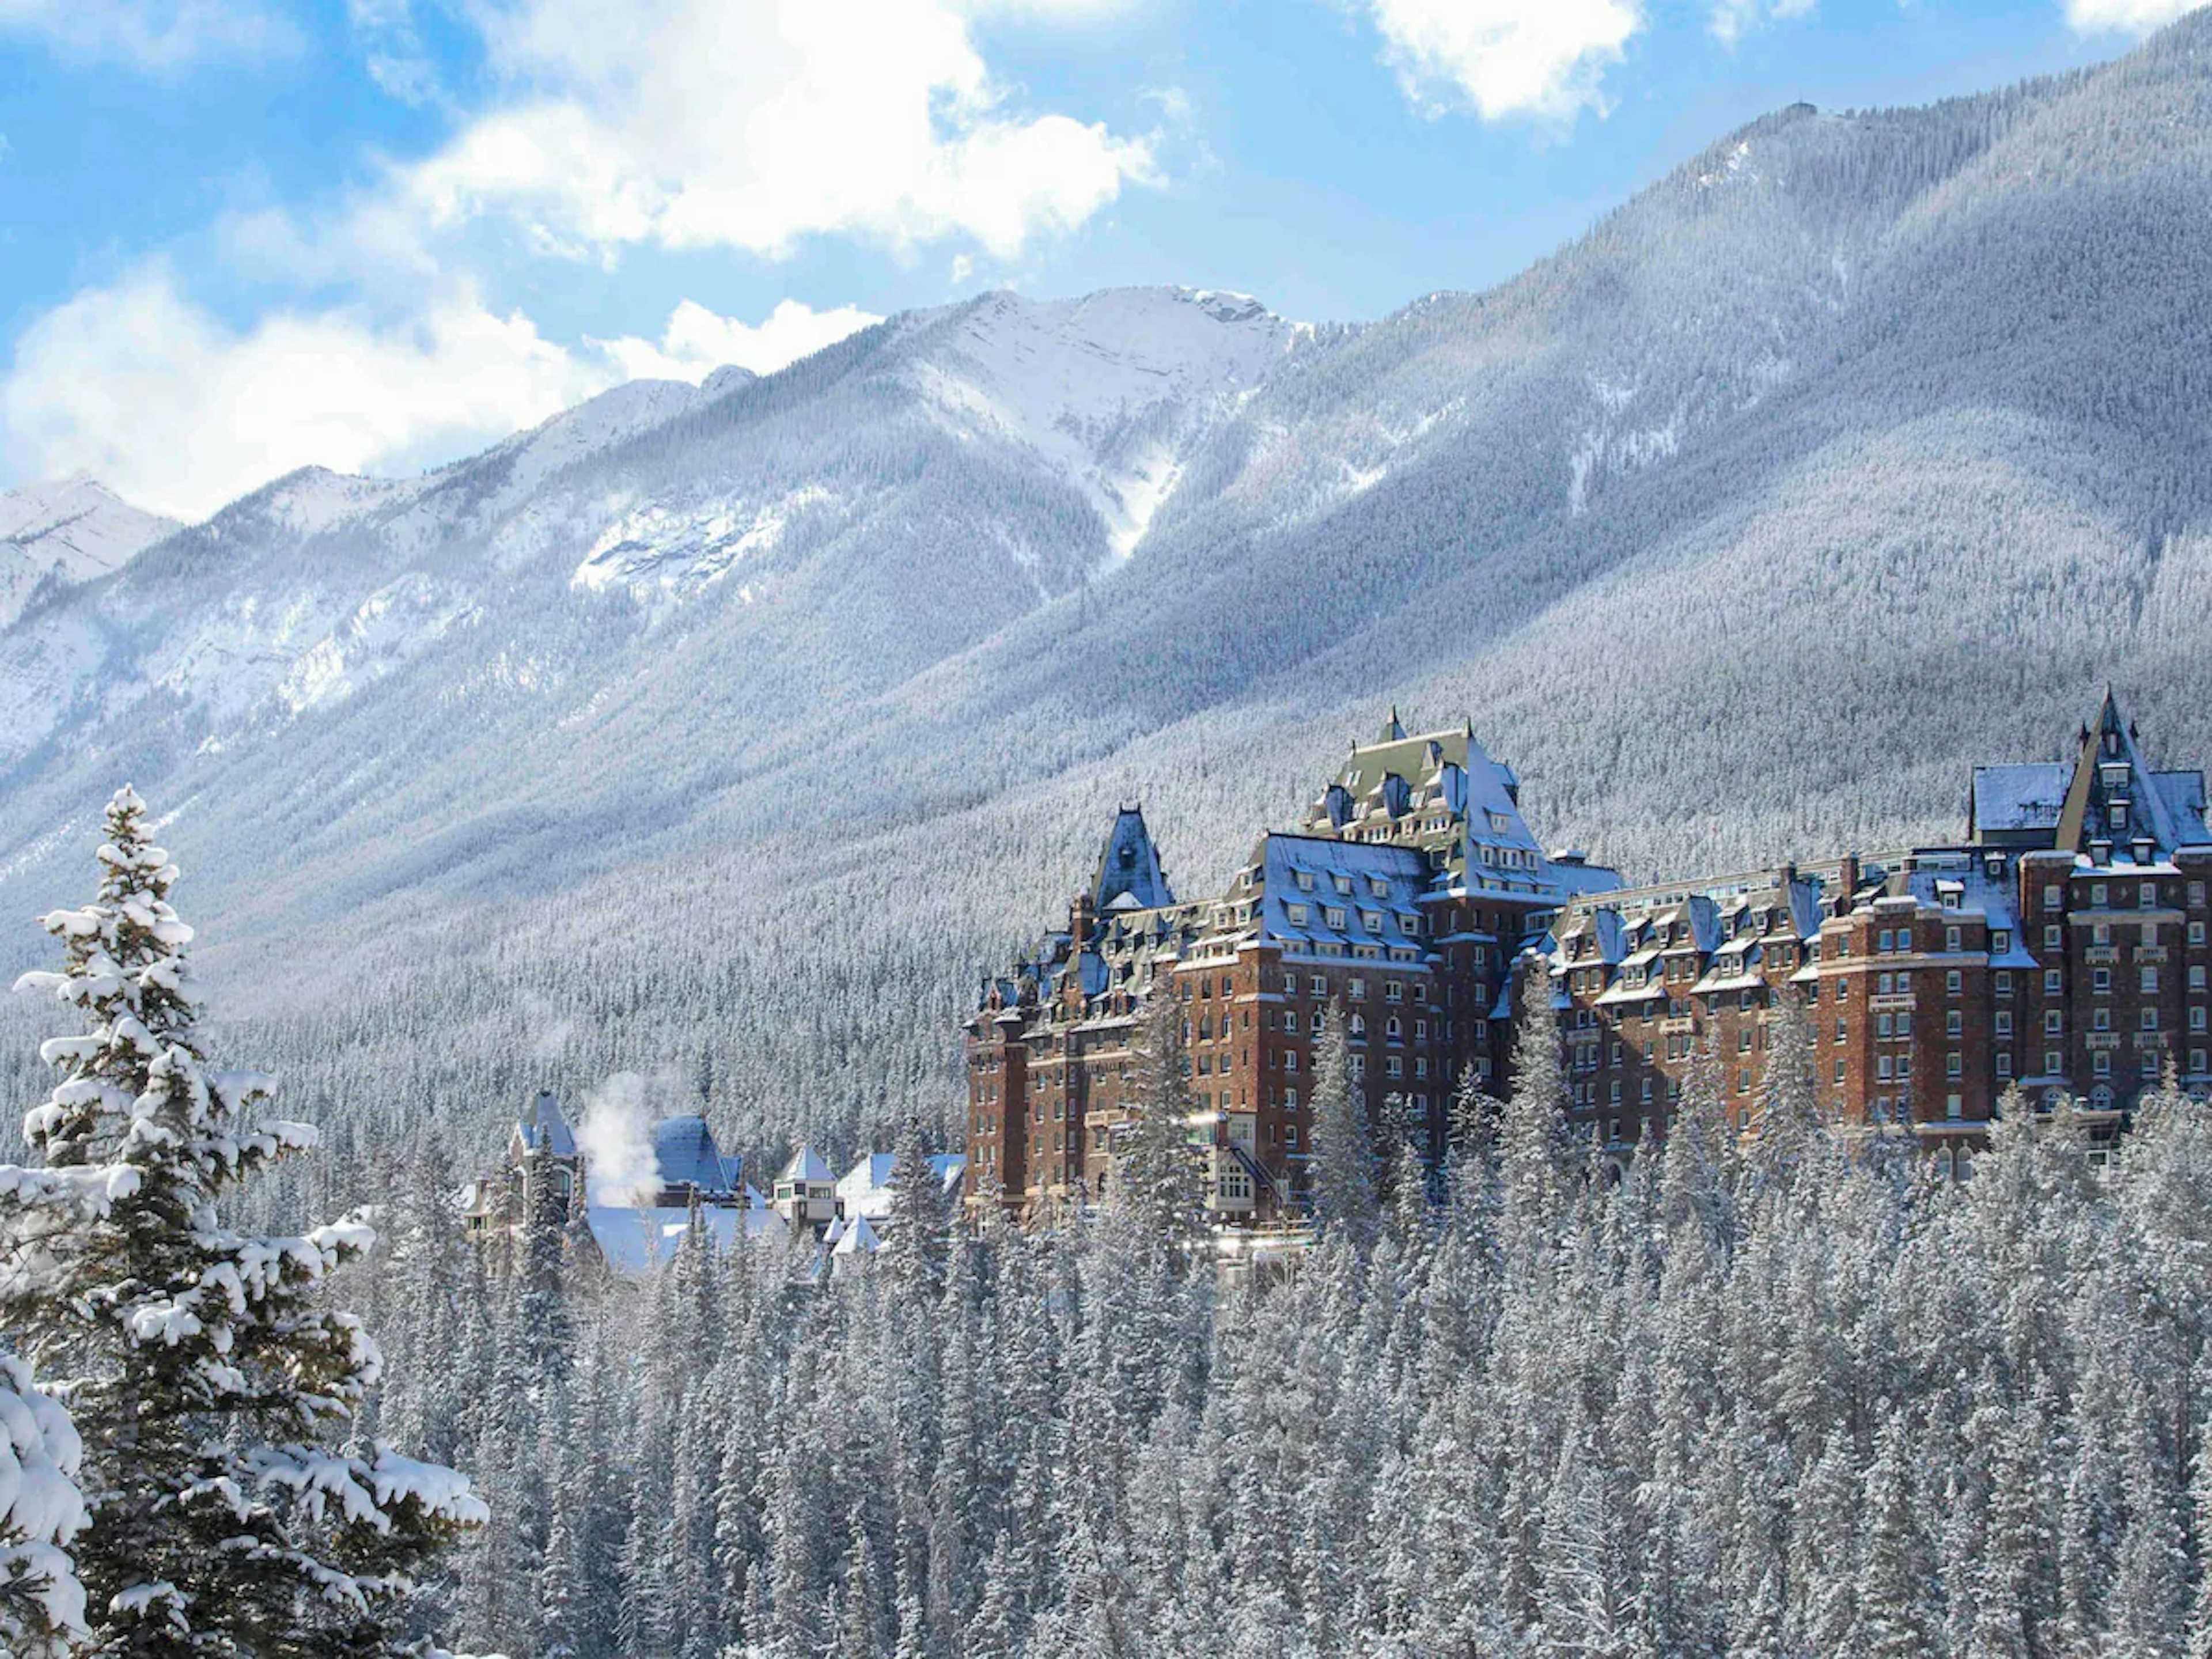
[2090,1084,2116,1112]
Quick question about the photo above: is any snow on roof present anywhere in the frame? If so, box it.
[2157,771,2212,847]
[515,1090,577,1159]
[836,1152,968,1219]
[651,1115,730,1193]
[1259,834,1431,948]
[779,1145,834,1185]
[585,1204,789,1277]
[831,1212,881,1256]
[1093,806,1175,912]
[1973,763,2070,834]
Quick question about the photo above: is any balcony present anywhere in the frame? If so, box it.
[2086,1032,2121,1051]
[2085,946,2120,965]
[2136,946,2169,964]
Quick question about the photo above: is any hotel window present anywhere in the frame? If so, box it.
[2195,1050,2209,1074]
[1878,929,1894,952]
[2046,1049,2062,1075]
[2193,923,2207,946]
[1948,970,1963,995]
[1997,971,2013,995]
[1738,1030,1753,1052]
[1609,1080,1622,1104]
[1995,1011,2013,1037]
[1835,1020,1847,1044]
[1415,1058,1429,1078]
[1334,876,1353,895]
[1946,927,1962,953]
[2045,969,2062,994]
[2193,882,2208,907]
[2094,1052,2112,1077]
[1310,1010,1324,1034]
[2094,922,2112,946]
[2194,1006,2209,1032]
[2144,967,2160,993]
[1878,1056,1893,1081]
[1285,1051,1300,1072]
[1369,878,1389,899]
[1835,1059,1847,1084]
[1946,1092,1963,1119]
[1878,972,1893,994]
[1947,1052,1963,1079]
[1385,980,1404,1002]
[2046,1010,2064,1035]
[1386,1056,1403,1078]
[2093,883,2109,907]
[1994,931,2011,955]
[1997,1053,2014,1078]
[2043,884,2063,908]
[1386,1016,1403,1040]
[2046,925,2063,949]
[2142,884,2158,909]
[1349,1055,1366,1081]
[2094,968,2112,994]
[1327,907,1347,929]
[2094,1009,2111,1033]
[1362,910,1384,931]
[1946,1012,1963,1037]
[1309,974,1326,996]
[2143,1009,2160,1031]
[1296,872,1314,891]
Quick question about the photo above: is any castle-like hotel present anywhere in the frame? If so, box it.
[965,693,2212,1224]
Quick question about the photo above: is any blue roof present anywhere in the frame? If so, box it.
[1093,807,1174,912]
[1972,763,2070,835]
[516,1090,576,1158]
[651,1115,731,1194]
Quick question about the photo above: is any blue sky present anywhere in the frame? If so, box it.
[0,0,2189,517]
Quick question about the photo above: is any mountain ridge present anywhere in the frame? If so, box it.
[3,18,2211,1160]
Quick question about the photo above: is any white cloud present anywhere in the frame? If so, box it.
[2062,0,2202,32]
[0,268,867,520]
[0,0,300,69]
[404,0,1160,262]
[1363,0,1642,122]
[1709,0,1815,45]
[593,298,882,384]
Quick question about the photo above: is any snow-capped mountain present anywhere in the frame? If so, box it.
[0,476,177,628]
[2,18,2211,1158]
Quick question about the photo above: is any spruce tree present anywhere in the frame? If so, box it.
[1308,1001,1377,1245]
[0,1349,89,1654]
[2,787,484,1655]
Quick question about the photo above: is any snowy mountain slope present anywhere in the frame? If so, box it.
[0,476,177,628]
[5,20,2212,1161]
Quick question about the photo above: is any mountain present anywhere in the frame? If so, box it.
[0,476,177,628]
[3,20,2211,1164]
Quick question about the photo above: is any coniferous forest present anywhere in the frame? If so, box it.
[11,802,2212,1656]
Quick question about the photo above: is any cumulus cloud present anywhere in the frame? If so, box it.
[0,268,869,520]
[2062,0,2202,32]
[0,0,300,69]
[1362,0,1642,122]
[593,298,882,384]
[403,0,1161,263]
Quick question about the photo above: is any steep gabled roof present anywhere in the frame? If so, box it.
[1093,806,1174,912]
[780,1145,834,1185]
[516,1090,576,1159]
[650,1115,730,1194]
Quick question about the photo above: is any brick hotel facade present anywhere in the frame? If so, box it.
[965,694,2212,1222]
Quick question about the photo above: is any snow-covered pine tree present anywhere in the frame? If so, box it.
[2,786,485,1654]
[0,1349,88,1655]
[1307,1001,1377,1246]
[883,1114,949,1293]
[1111,994,1205,1254]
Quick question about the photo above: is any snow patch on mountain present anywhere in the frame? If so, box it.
[906,287,1306,563]
[0,477,179,628]
[276,575,481,714]
[571,486,834,605]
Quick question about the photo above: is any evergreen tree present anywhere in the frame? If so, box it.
[1,787,484,1655]
[1308,1002,1378,1247]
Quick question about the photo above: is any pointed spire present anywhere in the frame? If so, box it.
[1380,706,1406,743]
